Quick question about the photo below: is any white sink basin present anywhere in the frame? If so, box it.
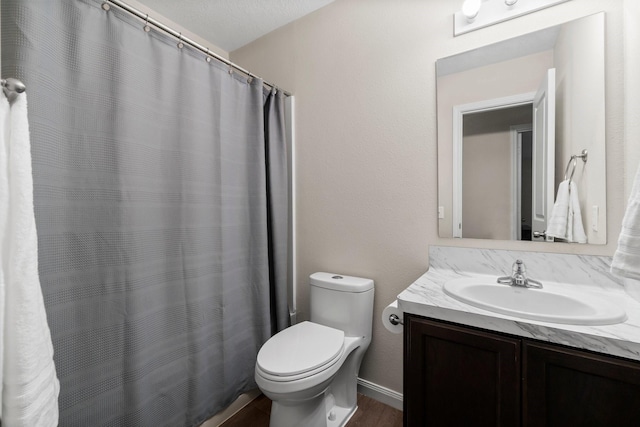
[444,277,627,326]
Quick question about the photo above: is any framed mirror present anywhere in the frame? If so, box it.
[437,12,606,244]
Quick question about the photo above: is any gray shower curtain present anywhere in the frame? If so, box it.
[1,0,289,425]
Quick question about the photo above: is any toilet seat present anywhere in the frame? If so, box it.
[256,321,345,380]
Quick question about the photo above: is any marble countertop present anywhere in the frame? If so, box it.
[396,246,640,362]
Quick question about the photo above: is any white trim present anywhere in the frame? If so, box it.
[357,378,403,411]
[511,129,520,241]
[510,124,533,240]
[285,96,297,324]
[452,105,463,238]
[454,93,536,116]
[452,92,535,239]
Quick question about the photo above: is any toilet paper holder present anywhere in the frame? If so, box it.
[382,300,404,333]
[389,313,403,326]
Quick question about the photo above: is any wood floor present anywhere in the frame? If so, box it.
[219,393,403,427]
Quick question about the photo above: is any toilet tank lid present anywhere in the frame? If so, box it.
[310,272,374,293]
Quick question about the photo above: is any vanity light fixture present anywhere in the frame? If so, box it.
[454,0,571,36]
[462,0,482,22]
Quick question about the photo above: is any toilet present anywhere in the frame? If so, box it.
[255,272,374,427]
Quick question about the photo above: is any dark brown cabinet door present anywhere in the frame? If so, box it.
[404,315,521,427]
[523,341,640,427]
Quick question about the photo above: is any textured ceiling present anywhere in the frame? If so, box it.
[133,0,335,52]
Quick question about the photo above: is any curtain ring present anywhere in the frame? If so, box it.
[143,14,151,32]
[177,33,184,49]
[101,2,111,11]
[247,72,253,84]
[205,48,212,63]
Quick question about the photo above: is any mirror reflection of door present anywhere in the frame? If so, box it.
[531,68,556,242]
[460,104,533,240]
[514,126,532,241]
[455,69,556,241]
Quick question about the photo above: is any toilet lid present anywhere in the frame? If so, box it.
[257,321,345,377]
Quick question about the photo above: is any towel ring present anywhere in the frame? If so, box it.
[564,149,588,183]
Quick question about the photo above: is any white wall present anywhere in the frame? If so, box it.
[554,13,606,243]
[624,0,640,200]
[231,0,628,396]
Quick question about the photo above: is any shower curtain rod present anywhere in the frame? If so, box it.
[101,0,292,97]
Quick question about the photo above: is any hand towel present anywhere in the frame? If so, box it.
[612,160,640,280]
[546,180,570,240]
[546,180,587,243]
[1,93,60,426]
[568,180,587,243]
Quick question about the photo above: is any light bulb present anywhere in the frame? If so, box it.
[462,0,482,22]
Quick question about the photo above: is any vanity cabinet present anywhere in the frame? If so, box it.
[404,315,521,426]
[524,341,640,426]
[404,314,640,427]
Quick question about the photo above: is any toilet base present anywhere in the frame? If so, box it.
[326,404,357,427]
[269,396,357,427]
[270,393,325,427]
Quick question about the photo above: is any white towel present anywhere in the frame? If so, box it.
[1,93,60,426]
[612,161,640,280]
[546,180,587,243]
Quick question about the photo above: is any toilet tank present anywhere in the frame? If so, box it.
[309,272,374,339]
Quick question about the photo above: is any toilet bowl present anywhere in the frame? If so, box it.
[255,272,374,427]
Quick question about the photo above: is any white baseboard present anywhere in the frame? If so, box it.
[357,377,403,411]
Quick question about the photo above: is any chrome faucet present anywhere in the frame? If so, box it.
[497,259,543,289]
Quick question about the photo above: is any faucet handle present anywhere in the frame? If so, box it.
[498,259,543,288]
[512,259,526,275]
